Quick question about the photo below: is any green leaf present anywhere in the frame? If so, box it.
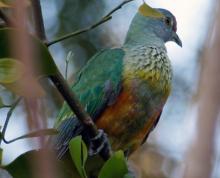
[2,150,36,178]
[0,97,5,108]
[2,78,45,97]
[0,1,11,8]
[0,147,3,165]
[32,34,59,77]
[98,151,128,178]
[0,96,11,108]
[0,28,58,78]
[0,0,30,7]
[69,136,88,178]
[0,28,59,96]
[2,149,80,178]
[123,173,134,178]
[0,58,24,84]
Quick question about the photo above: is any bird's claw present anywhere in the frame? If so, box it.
[88,129,112,157]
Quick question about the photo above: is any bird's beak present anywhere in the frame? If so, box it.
[171,32,182,47]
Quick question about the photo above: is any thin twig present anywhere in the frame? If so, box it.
[0,97,22,145]
[65,51,73,80]
[2,128,58,144]
[46,16,111,46]
[46,0,135,46]
[105,0,135,17]
[0,105,12,108]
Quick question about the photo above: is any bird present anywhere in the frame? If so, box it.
[51,2,182,160]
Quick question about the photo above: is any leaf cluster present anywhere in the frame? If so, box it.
[1,137,132,178]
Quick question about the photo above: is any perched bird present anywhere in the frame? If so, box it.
[51,3,182,159]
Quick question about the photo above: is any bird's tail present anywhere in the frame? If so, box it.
[48,117,84,159]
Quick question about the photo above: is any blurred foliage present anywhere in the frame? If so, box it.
[130,144,181,178]
[0,28,59,97]
[0,1,10,8]
[55,0,112,70]
[1,138,130,178]
[1,150,78,178]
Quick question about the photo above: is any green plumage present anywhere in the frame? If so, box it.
[55,49,124,126]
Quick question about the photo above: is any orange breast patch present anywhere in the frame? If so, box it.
[96,90,135,137]
[95,89,162,153]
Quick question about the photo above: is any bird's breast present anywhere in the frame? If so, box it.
[96,46,172,153]
[123,45,172,96]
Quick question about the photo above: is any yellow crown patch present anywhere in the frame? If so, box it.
[138,3,164,18]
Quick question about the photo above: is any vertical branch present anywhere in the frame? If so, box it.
[183,1,220,178]
[12,1,57,178]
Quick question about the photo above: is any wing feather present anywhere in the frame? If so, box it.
[51,48,125,158]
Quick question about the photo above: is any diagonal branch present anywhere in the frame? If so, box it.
[31,0,113,160]
[46,16,111,47]
[30,0,99,134]
[46,0,135,46]
[49,72,99,135]
[30,0,47,42]
[20,0,135,160]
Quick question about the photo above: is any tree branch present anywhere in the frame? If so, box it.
[49,72,99,136]
[31,0,99,134]
[30,0,47,42]
[22,0,135,161]
[2,128,58,144]
[31,0,114,160]
[46,16,111,47]
[46,0,135,46]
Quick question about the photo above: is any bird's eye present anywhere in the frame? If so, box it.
[164,17,172,26]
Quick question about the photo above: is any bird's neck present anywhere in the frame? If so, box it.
[124,29,166,50]
[123,14,166,49]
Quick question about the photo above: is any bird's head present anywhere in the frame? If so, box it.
[125,3,182,47]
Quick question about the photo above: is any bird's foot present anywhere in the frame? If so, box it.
[126,162,137,178]
[125,170,136,178]
[88,129,112,159]
[124,149,131,160]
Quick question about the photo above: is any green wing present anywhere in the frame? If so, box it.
[51,48,125,158]
[55,48,124,127]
